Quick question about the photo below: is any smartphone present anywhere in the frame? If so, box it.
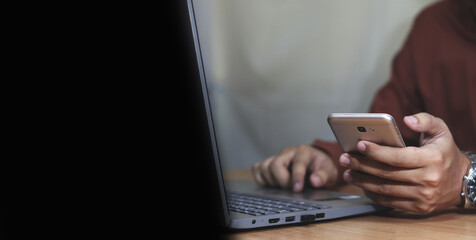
[327,113,406,153]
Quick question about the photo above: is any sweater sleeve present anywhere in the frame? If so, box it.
[311,11,428,184]
[369,11,427,147]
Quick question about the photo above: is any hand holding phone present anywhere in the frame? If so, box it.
[329,112,470,213]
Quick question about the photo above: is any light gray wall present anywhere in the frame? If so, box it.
[193,0,436,170]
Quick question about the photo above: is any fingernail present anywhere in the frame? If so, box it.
[405,116,418,124]
[343,171,353,183]
[340,155,350,166]
[357,141,367,153]
[311,175,322,187]
[293,182,302,192]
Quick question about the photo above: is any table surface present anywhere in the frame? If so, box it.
[223,169,476,240]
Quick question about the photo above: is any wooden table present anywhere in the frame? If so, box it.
[223,169,476,240]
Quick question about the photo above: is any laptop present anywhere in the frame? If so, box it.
[186,0,389,230]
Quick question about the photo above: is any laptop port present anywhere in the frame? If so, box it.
[300,214,316,222]
[285,216,295,222]
[268,218,280,224]
[316,213,325,219]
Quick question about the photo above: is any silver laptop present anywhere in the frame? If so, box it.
[186,0,388,229]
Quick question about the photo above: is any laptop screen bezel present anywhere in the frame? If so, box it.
[187,0,231,227]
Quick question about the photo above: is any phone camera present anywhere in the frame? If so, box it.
[357,126,366,132]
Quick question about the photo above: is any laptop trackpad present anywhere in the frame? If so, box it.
[225,179,361,201]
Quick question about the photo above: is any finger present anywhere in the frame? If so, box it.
[364,191,435,213]
[357,141,425,168]
[403,112,448,137]
[364,191,419,212]
[310,171,331,188]
[269,151,295,189]
[345,169,419,199]
[291,145,313,192]
[309,157,338,188]
[259,157,278,187]
[404,113,454,148]
[252,162,266,186]
[341,153,422,183]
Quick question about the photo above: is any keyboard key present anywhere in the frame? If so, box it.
[226,191,332,216]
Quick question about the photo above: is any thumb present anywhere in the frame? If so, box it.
[310,170,336,188]
[308,157,338,188]
[403,112,449,144]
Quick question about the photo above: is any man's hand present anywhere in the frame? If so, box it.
[339,112,470,213]
[252,145,338,192]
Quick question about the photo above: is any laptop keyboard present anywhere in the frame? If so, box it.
[227,191,332,216]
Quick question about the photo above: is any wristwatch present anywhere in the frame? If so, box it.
[461,151,476,209]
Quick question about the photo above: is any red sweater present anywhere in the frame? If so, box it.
[312,0,476,183]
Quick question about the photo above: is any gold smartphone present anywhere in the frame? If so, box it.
[327,113,406,153]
